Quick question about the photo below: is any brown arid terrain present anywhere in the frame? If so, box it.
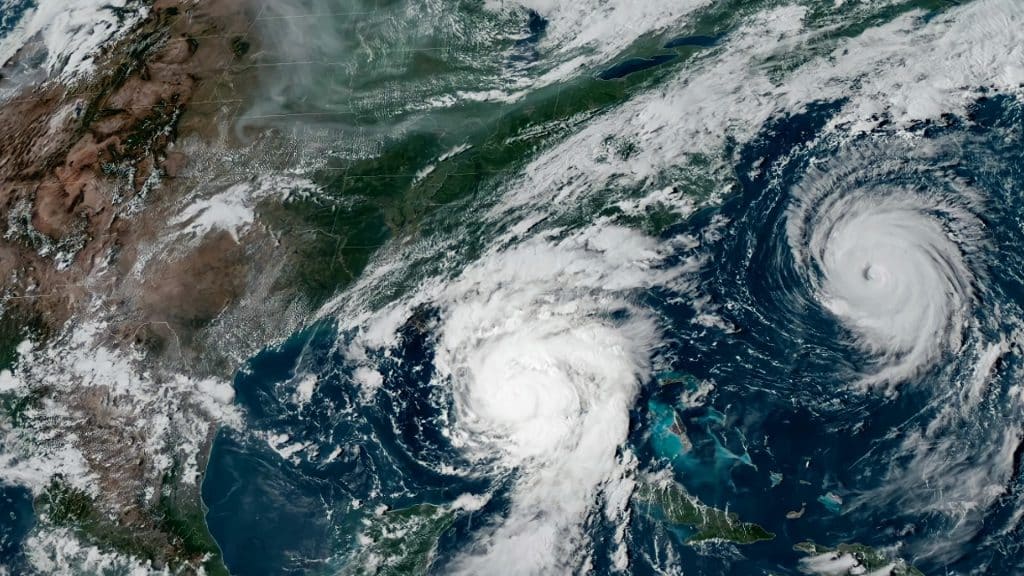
[1,0,257,348]
[5,0,1020,574]
[0,1,314,572]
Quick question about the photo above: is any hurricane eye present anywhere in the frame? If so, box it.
[788,164,978,389]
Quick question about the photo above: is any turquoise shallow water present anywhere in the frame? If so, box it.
[204,93,1024,574]
[195,0,1024,572]
[0,0,1021,573]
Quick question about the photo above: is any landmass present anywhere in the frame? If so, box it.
[0,1,319,571]
[346,494,488,576]
[794,541,925,576]
[348,504,455,576]
[636,481,775,544]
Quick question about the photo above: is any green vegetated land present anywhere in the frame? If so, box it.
[636,482,774,544]
[36,462,228,575]
[794,540,925,576]
[267,32,682,310]
[346,503,456,576]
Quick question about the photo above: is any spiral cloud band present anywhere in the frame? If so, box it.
[786,145,981,388]
[426,226,681,574]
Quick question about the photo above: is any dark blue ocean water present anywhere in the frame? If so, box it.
[0,483,33,571]
[0,0,33,39]
[203,95,1024,575]
[203,317,493,575]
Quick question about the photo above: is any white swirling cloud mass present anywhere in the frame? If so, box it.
[437,226,681,574]
[347,225,690,574]
[787,148,980,388]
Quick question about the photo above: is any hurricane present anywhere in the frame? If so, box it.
[687,118,1024,571]
[196,15,1024,574]
[5,0,1024,575]
[433,229,670,573]
[786,143,982,389]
